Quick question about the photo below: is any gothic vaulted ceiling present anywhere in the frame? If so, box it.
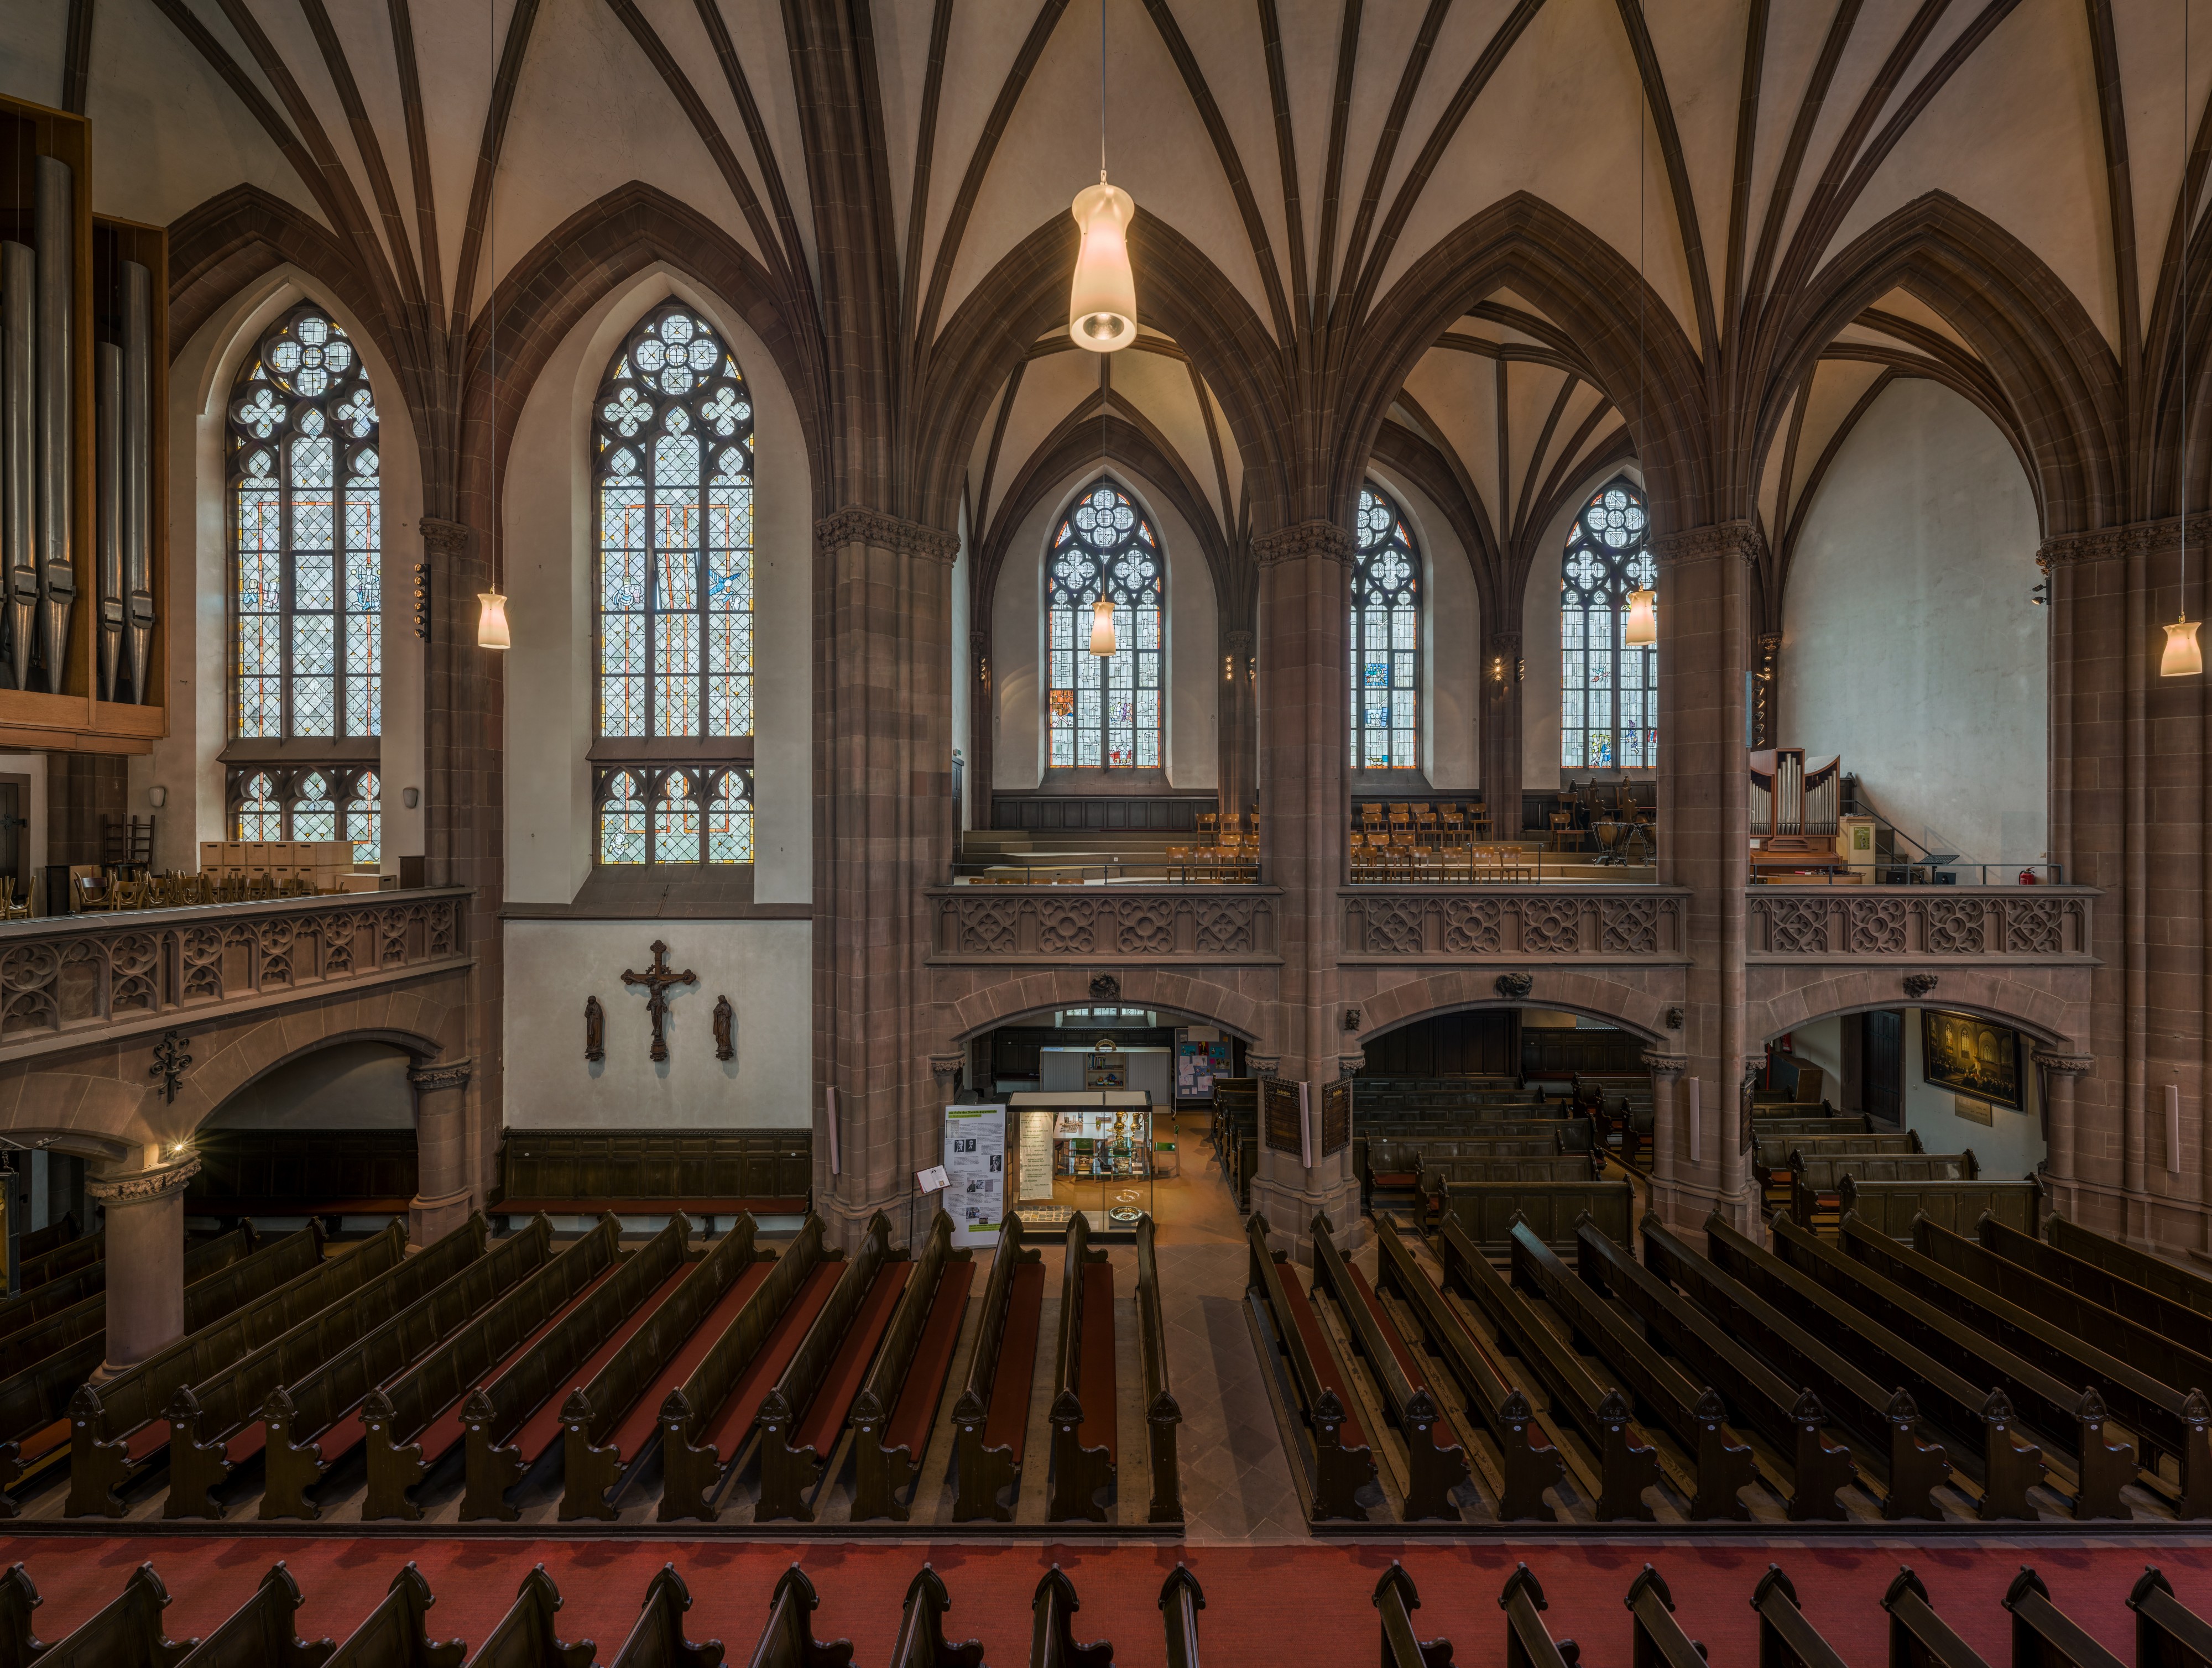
[4,0,2204,624]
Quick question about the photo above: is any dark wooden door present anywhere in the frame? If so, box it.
[1863,1008,1904,1124]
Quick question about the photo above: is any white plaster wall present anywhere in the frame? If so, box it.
[991,467,1217,792]
[501,265,812,903]
[502,919,812,1127]
[1781,379,2047,865]
[1363,468,1477,792]
[145,271,428,877]
[207,1040,415,1130]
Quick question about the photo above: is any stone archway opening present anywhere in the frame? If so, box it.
[1357,1000,1660,1090]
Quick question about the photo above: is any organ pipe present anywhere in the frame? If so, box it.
[1,240,29,692]
[121,259,152,704]
[95,342,119,701]
[34,156,74,694]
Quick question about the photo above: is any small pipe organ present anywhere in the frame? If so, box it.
[0,95,166,750]
[1749,748,1844,875]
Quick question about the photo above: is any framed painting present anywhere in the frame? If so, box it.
[1919,1008,2023,1110]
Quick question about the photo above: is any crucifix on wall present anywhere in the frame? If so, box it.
[621,939,698,1063]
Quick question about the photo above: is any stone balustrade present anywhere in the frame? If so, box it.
[1746,885,2095,961]
[0,887,470,1059]
[1338,886,1690,960]
[927,887,1280,962]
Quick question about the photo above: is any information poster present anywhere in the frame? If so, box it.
[1018,1108,1057,1205]
[942,1105,1006,1248]
[1175,1036,1231,1098]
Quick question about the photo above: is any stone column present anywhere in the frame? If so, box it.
[2033,1049,2094,1219]
[1221,627,1255,825]
[1642,1048,1688,1224]
[1483,629,1524,817]
[408,1056,474,1247]
[813,508,960,1250]
[87,1154,199,1376]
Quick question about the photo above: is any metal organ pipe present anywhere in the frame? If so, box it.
[121,260,152,704]
[1,240,30,692]
[95,342,119,702]
[34,156,74,694]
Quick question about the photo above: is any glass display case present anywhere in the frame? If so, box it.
[1006,1089,1159,1237]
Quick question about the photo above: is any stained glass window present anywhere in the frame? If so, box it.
[228,305,380,743]
[1561,478,1657,770]
[1046,481,1164,769]
[595,765,752,865]
[1349,483,1420,769]
[593,305,754,742]
[222,763,380,861]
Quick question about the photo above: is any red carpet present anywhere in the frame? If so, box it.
[0,1537,2203,1665]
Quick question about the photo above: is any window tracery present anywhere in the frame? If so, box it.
[593,765,753,865]
[1046,481,1163,770]
[1350,483,1420,770]
[1560,477,1657,770]
[222,764,381,862]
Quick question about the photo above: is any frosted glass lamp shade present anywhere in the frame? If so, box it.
[2162,617,2203,677]
[1068,180,1138,352]
[1089,596,1117,656]
[477,590,512,651]
[1623,587,1657,646]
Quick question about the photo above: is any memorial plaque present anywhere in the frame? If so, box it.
[1321,1079,1352,1156]
[1263,1078,1303,1154]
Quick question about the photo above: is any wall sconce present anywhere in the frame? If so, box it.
[1223,654,1234,682]
[147,785,167,808]
[1515,658,1525,683]
[402,787,420,810]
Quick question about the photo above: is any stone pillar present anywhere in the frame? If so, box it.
[87,1154,199,1376]
[2033,1049,2094,1219]
[1642,1048,1688,1225]
[813,508,960,1250]
[408,1056,474,1246]
[1483,629,1524,817]
[1221,627,1255,825]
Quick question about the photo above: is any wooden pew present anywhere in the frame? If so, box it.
[65,1221,339,1517]
[0,1565,40,1668]
[608,1566,722,1668]
[18,1214,77,1262]
[18,1228,102,1294]
[0,1223,255,1384]
[1771,1211,2135,1520]
[1373,1565,1451,1668]
[186,1130,419,1224]
[1308,1212,1468,1519]
[1438,1175,1633,1256]
[1499,1566,1574,1668]
[1884,1569,1992,1668]
[1578,1219,1854,1521]
[174,1561,332,1668]
[1448,1215,1657,1519]
[1838,1172,2042,1239]
[324,1565,463,1668]
[1158,1567,1202,1668]
[950,1211,1044,1521]
[466,1566,592,1668]
[1752,1133,1918,1216]
[164,1215,493,1519]
[0,1222,254,1343]
[1135,1215,1182,1523]
[1703,1212,2046,1519]
[459,1214,694,1521]
[1360,1126,1584,1209]
[2005,1568,2125,1668]
[1422,1155,1601,1230]
[1752,1566,1850,1668]
[359,1214,625,1519]
[260,1216,561,1519]
[1981,1214,2212,1361]
[1029,1568,1109,1668]
[1789,1152,1976,1233]
[2130,1569,2212,1668]
[889,1566,983,1668]
[559,1214,771,1520]
[1509,1217,1755,1520]
[756,1213,911,1521]
[1643,1215,1951,1519]
[2047,1212,2212,1321]
[1843,1214,2212,1516]
[493,1127,811,1225]
[1046,1211,1117,1522]
[849,1212,977,1521]
[1627,1567,1708,1668]
[36,1564,195,1667]
[656,1215,842,1522]
[1244,1210,1376,1521]
[743,1568,849,1668]
[1373,1219,1560,1518]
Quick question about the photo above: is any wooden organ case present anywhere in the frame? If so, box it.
[1749,749,1846,877]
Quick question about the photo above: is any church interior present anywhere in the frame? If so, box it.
[0,0,2204,1660]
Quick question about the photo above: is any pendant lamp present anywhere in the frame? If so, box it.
[477,0,512,651]
[1090,595,1117,656]
[1070,177,1137,352]
[2167,21,2201,677]
[2164,615,2203,677]
[477,589,512,650]
[1623,585,1657,646]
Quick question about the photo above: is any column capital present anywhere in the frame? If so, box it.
[928,1052,965,1086]
[418,516,473,557]
[1223,628,1255,653]
[1641,1049,1691,1078]
[87,1154,201,1205]
[408,1055,473,1093]
[2038,514,2212,570]
[1251,520,1354,568]
[1487,629,1524,652]
[1337,1050,1365,1080]
[814,506,960,564]
[2031,1049,2095,1077]
[1650,519,1759,567]
[1247,1053,1281,1079]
